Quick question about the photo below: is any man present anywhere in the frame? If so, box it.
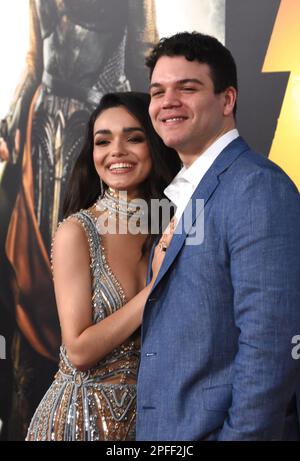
[136,32,300,441]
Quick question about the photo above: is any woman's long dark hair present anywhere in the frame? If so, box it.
[63,92,181,236]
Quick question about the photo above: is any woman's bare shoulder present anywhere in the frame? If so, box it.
[52,216,89,255]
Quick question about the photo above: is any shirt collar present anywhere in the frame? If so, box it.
[164,129,239,208]
[181,129,239,187]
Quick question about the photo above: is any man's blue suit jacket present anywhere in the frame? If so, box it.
[136,137,300,441]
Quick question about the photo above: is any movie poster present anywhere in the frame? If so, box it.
[1,0,299,442]
[226,0,300,189]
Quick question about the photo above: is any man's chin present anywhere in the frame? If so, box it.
[160,135,181,150]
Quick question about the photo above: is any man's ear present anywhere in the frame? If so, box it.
[223,86,237,116]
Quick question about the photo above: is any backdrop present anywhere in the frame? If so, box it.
[0,0,299,441]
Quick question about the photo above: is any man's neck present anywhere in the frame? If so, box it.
[180,125,236,168]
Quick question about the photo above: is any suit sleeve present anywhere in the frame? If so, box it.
[218,167,300,440]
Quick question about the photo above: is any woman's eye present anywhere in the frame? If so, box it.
[95,139,109,146]
[128,136,145,143]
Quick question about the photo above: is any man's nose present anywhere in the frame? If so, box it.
[161,89,181,109]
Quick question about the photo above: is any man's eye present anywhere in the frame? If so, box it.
[182,87,196,92]
[151,90,164,97]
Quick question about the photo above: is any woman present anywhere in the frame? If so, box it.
[0,1,158,439]
[25,92,181,441]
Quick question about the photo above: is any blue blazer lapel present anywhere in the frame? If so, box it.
[151,137,249,292]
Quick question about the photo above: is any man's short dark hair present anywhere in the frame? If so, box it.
[146,31,238,98]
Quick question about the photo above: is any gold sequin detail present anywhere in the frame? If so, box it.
[27,209,140,441]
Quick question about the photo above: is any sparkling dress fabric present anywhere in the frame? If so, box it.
[26,210,140,441]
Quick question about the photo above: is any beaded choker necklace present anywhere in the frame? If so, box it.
[96,188,146,219]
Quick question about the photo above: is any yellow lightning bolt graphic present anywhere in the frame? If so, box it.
[262,0,300,190]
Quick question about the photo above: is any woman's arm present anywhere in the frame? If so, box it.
[52,219,172,371]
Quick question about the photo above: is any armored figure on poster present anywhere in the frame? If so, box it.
[1,0,157,251]
[0,0,157,439]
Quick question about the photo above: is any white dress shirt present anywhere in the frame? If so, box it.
[164,129,239,222]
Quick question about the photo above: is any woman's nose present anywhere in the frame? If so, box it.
[110,139,126,157]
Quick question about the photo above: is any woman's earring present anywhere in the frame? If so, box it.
[99,177,104,198]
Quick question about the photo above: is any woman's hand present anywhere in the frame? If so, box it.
[151,218,176,282]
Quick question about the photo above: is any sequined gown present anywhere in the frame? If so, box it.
[26,210,140,441]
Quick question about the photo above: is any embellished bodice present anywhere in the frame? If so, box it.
[25,209,140,440]
[57,209,140,382]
